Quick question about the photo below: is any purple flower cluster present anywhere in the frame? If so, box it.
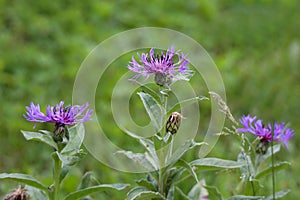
[127,47,193,86]
[237,115,294,148]
[24,101,93,126]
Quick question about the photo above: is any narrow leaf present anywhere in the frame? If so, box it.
[64,184,130,200]
[137,92,163,132]
[262,144,281,160]
[203,185,224,200]
[176,187,190,199]
[78,171,94,190]
[136,179,156,191]
[176,159,198,182]
[191,158,245,170]
[167,140,206,167]
[166,185,175,200]
[265,189,290,200]
[127,186,164,200]
[139,138,160,169]
[167,96,208,115]
[117,150,157,171]
[188,179,209,200]
[238,151,255,178]
[21,130,57,149]
[227,195,263,200]
[255,161,291,179]
[0,173,48,192]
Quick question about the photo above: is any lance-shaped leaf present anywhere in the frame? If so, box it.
[138,92,163,132]
[127,186,165,200]
[21,130,57,149]
[167,96,208,115]
[176,159,198,183]
[238,151,255,179]
[203,185,224,200]
[265,189,290,200]
[117,150,158,171]
[188,179,208,200]
[190,158,246,170]
[0,173,48,192]
[64,184,130,200]
[139,138,160,168]
[255,161,291,179]
[227,195,263,200]
[166,140,206,167]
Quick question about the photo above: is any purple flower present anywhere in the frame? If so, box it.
[237,114,294,149]
[24,101,93,126]
[127,47,193,86]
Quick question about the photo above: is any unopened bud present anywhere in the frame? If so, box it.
[166,112,183,134]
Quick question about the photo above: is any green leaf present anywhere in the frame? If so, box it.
[176,159,198,182]
[136,178,157,191]
[21,130,57,149]
[117,150,158,171]
[64,184,130,200]
[25,185,49,200]
[77,171,94,190]
[166,140,206,167]
[262,144,281,160]
[235,179,262,196]
[237,152,255,178]
[188,179,208,200]
[165,168,185,193]
[61,124,85,154]
[137,92,163,132]
[255,161,291,179]
[175,187,190,199]
[166,185,174,200]
[265,189,290,200]
[167,96,208,115]
[203,185,224,200]
[190,158,245,170]
[227,195,263,200]
[0,173,48,192]
[139,138,160,168]
[127,186,165,200]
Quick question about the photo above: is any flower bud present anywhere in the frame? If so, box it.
[166,112,183,135]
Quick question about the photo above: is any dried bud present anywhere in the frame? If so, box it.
[4,186,28,200]
[166,112,183,135]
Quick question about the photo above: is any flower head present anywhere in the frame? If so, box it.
[237,115,294,150]
[127,47,193,86]
[24,101,93,126]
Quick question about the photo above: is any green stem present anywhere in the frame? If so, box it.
[158,87,169,196]
[52,152,62,200]
[271,132,275,199]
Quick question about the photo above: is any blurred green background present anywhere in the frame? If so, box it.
[0,0,299,199]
